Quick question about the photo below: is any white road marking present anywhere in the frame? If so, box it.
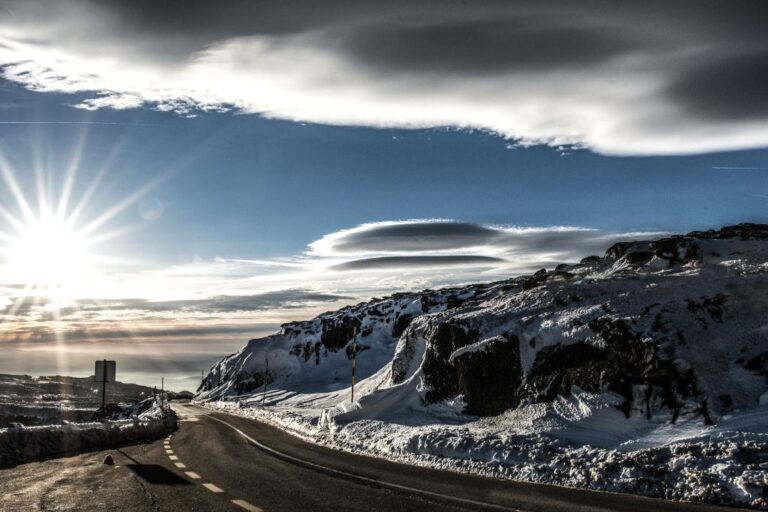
[169,455,179,461]
[174,462,187,468]
[166,450,174,454]
[202,483,224,493]
[185,471,201,480]
[207,414,518,512]
[231,499,264,512]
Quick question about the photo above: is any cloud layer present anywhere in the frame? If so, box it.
[0,1,767,154]
[310,220,661,271]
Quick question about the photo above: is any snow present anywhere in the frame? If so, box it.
[0,397,176,466]
[197,226,768,509]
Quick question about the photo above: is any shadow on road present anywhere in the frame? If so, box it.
[118,448,191,486]
[126,464,191,485]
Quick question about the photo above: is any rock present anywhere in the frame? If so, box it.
[605,241,634,259]
[392,313,414,338]
[454,334,522,416]
[320,315,361,351]
[622,251,654,265]
[687,223,768,240]
[103,454,115,465]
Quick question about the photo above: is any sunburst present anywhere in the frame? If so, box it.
[0,143,151,306]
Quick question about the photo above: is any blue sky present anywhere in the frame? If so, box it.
[0,0,766,389]
[2,82,767,266]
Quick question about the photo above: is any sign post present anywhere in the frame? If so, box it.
[94,360,116,410]
[351,326,357,403]
[262,354,269,405]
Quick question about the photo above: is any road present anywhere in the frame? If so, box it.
[0,402,740,512]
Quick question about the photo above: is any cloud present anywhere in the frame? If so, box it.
[0,288,351,317]
[9,323,281,345]
[0,1,767,154]
[310,220,662,269]
[77,289,351,314]
[331,255,505,271]
[342,18,635,75]
[667,51,768,122]
[310,221,503,255]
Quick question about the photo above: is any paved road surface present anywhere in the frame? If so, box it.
[0,402,741,512]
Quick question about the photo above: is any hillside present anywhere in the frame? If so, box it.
[196,223,768,508]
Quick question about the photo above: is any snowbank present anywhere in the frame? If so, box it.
[203,391,768,509]
[0,397,176,466]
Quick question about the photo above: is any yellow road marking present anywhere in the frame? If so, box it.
[185,471,201,479]
[202,483,224,493]
[231,499,264,512]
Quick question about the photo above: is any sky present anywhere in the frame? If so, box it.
[0,0,766,390]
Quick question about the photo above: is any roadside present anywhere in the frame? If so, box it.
[0,397,176,467]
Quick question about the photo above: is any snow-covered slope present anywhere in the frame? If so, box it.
[197,223,768,508]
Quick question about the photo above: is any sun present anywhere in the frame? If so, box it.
[3,214,94,290]
[0,161,135,301]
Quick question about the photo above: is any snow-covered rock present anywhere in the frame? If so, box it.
[197,223,768,508]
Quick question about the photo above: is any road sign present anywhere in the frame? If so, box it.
[95,360,116,383]
[95,359,116,411]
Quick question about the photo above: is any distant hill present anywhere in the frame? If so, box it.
[0,373,158,427]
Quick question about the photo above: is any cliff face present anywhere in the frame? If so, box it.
[197,224,768,425]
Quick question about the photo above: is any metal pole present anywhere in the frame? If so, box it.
[262,354,268,405]
[351,326,357,403]
[101,359,106,410]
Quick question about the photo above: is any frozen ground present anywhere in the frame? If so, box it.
[197,224,768,508]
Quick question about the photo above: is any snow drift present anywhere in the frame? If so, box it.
[0,397,176,466]
[197,223,768,508]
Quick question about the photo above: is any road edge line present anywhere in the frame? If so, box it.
[207,414,519,512]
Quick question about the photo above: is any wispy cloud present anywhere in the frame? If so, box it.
[0,1,766,155]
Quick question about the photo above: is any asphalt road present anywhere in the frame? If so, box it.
[0,402,741,512]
